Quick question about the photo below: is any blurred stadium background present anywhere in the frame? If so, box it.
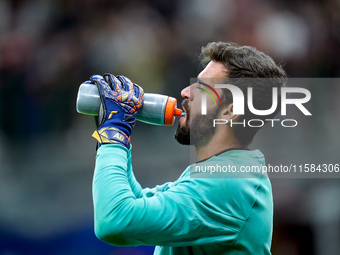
[0,0,339,254]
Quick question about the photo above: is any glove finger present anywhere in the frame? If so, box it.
[90,74,104,82]
[117,75,134,92]
[90,75,106,88]
[104,73,122,93]
[90,75,111,93]
[131,83,144,109]
[133,83,144,99]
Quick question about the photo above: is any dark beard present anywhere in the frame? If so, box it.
[175,99,190,145]
[175,100,220,146]
[175,121,190,145]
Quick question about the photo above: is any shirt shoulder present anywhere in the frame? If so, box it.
[162,150,269,222]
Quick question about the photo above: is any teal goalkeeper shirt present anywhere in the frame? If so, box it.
[92,144,273,255]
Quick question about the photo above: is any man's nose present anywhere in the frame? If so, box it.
[181,85,191,99]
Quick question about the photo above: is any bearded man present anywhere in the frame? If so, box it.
[88,42,286,255]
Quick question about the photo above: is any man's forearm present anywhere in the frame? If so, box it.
[93,144,139,245]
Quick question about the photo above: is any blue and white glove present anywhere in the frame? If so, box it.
[90,74,144,149]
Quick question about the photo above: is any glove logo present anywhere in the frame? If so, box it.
[112,133,125,141]
[108,111,118,119]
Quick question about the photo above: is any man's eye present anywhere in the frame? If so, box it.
[197,81,208,88]
[196,81,203,87]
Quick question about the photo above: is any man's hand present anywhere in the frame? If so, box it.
[90,74,144,149]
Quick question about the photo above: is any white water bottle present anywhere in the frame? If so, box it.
[76,83,182,126]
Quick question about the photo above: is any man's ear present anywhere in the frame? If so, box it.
[221,103,239,121]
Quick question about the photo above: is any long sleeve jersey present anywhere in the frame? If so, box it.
[92,144,273,255]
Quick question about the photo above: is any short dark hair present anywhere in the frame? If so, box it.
[200,41,287,145]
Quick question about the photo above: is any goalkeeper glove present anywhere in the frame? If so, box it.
[89,74,144,149]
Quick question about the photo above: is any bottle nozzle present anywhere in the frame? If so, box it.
[174,108,182,117]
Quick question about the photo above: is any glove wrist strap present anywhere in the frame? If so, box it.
[92,127,130,149]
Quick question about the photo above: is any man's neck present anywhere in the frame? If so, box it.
[195,133,248,161]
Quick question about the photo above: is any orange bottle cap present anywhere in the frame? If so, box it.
[164,97,182,126]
